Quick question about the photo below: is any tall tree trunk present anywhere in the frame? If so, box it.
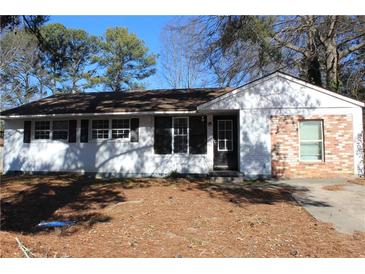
[324,41,339,90]
[307,57,322,86]
[316,16,340,91]
[305,16,322,86]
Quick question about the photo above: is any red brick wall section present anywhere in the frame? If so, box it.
[270,115,354,178]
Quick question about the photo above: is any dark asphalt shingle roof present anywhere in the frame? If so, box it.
[0,88,233,116]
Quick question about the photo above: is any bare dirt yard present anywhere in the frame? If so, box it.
[1,175,364,258]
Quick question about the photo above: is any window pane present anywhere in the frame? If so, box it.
[35,121,50,130]
[53,121,68,130]
[217,120,233,151]
[35,121,50,139]
[111,119,130,139]
[173,118,188,135]
[173,118,188,153]
[53,121,68,140]
[92,129,108,139]
[112,119,129,129]
[300,142,322,160]
[53,131,68,140]
[301,142,321,155]
[300,121,322,140]
[112,129,129,139]
[92,120,109,139]
[92,120,109,129]
[218,140,225,150]
[35,131,50,139]
[178,118,187,128]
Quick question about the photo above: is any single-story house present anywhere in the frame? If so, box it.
[1,72,364,178]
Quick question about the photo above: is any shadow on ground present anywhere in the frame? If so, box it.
[0,174,124,234]
[179,179,331,208]
[0,175,330,235]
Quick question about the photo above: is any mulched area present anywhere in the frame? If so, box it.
[1,175,364,258]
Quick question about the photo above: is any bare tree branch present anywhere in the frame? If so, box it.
[340,41,365,59]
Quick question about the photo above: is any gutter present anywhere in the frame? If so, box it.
[0,110,200,119]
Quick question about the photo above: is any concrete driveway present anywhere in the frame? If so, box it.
[274,178,365,234]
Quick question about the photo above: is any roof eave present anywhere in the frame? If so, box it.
[198,72,365,109]
[277,73,365,107]
[0,110,201,119]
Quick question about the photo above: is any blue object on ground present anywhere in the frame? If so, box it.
[37,221,76,228]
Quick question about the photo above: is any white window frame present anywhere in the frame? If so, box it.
[52,120,69,141]
[91,119,109,140]
[299,120,324,162]
[111,119,130,140]
[172,117,189,154]
[217,119,233,152]
[34,120,51,140]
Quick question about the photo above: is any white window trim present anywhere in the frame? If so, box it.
[111,118,131,140]
[91,119,110,141]
[172,117,189,154]
[217,119,233,152]
[298,120,325,162]
[33,120,52,141]
[32,120,72,142]
[89,118,134,142]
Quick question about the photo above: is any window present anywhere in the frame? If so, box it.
[34,121,51,139]
[299,120,324,161]
[217,120,233,151]
[92,120,109,139]
[172,117,188,153]
[52,120,69,140]
[112,119,130,139]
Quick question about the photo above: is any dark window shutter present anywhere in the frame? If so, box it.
[189,116,207,154]
[130,118,139,142]
[68,120,77,143]
[23,121,31,143]
[154,116,172,154]
[80,119,89,143]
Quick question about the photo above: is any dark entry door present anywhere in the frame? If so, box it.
[213,115,238,170]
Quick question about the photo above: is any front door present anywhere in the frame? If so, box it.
[213,115,238,170]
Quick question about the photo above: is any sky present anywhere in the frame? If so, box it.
[48,15,179,89]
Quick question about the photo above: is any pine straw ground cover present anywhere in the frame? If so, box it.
[1,175,364,258]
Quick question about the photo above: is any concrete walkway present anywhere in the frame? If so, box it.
[274,178,365,234]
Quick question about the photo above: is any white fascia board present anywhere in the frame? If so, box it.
[0,110,198,119]
[198,72,365,109]
[197,73,278,110]
[278,73,365,107]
